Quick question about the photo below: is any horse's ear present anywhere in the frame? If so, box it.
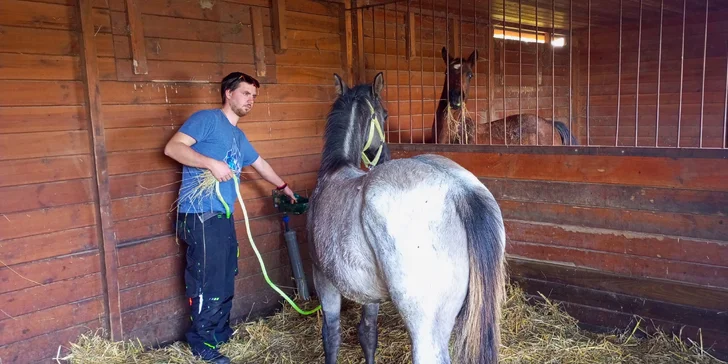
[333,73,348,96]
[441,46,450,63]
[373,72,384,98]
[467,49,478,65]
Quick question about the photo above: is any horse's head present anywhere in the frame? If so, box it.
[331,72,389,169]
[441,47,478,110]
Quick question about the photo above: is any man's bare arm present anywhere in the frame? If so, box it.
[164,132,234,182]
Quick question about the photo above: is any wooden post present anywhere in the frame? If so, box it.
[124,0,148,74]
[271,0,288,54]
[78,0,123,340]
[406,6,416,60]
[352,0,366,84]
[250,7,266,77]
[341,0,354,84]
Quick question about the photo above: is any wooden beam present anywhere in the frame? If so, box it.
[250,7,267,77]
[449,16,459,55]
[406,6,416,60]
[571,35,582,143]
[271,0,288,54]
[78,0,123,340]
[341,0,354,84]
[124,0,148,75]
[353,0,366,83]
[488,21,495,123]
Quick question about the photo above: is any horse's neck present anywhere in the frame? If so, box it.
[433,85,450,141]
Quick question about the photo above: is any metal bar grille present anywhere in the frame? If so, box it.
[677,0,686,147]
[356,0,723,150]
[474,0,478,144]
[569,0,573,144]
[699,0,709,148]
[502,0,506,143]
[587,0,591,146]
[616,0,622,146]
[419,0,424,143]
[635,0,642,147]
[394,4,401,143]
[518,0,522,145]
[552,0,555,145]
[656,0,663,148]
[725,44,728,149]
[460,0,465,143]
[532,0,541,145]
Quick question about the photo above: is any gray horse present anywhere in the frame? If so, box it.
[307,72,507,364]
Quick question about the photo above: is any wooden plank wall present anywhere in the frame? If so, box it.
[0,0,112,362]
[0,0,344,361]
[577,7,728,147]
[361,2,571,144]
[392,143,728,356]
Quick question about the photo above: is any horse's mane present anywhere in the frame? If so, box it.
[319,84,374,177]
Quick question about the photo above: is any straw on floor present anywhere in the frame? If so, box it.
[58,284,724,364]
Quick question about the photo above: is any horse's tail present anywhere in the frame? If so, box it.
[453,186,506,364]
[553,120,578,145]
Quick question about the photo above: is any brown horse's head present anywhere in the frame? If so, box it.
[441,47,478,110]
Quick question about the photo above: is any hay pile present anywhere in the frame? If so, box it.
[59,285,724,364]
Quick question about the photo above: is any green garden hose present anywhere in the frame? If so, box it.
[215,177,321,315]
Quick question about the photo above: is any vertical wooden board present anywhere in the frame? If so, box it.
[406,7,416,60]
[449,16,459,56]
[488,22,495,124]
[271,0,287,53]
[571,38,582,141]
[79,0,122,340]
[341,0,354,84]
[251,7,266,77]
[354,4,365,83]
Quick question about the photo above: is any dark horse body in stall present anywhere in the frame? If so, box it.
[307,72,507,364]
[433,47,578,146]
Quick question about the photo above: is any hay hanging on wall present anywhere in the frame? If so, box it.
[58,285,725,364]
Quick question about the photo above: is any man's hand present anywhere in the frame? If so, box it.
[282,186,297,203]
[207,159,234,182]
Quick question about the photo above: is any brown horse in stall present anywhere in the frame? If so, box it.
[432,47,578,146]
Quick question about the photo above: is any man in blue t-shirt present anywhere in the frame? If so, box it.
[164,72,297,364]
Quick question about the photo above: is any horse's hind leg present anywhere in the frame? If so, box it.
[404,311,457,364]
[358,303,380,364]
[313,267,342,364]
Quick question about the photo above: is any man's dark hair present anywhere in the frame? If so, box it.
[220,72,260,105]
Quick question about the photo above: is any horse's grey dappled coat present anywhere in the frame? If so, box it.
[307,72,507,364]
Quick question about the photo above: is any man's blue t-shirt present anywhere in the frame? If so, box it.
[177,109,259,214]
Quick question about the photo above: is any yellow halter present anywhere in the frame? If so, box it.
[361,99,385,169]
